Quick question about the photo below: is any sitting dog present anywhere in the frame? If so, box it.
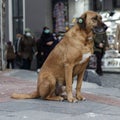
[12,11,107,102]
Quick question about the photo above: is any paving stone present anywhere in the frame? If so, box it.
[0,69,120,120]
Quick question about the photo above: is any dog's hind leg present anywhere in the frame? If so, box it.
[39,76,64,101]
[45,91,64,101]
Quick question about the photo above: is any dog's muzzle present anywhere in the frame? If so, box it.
[93,23,108,34]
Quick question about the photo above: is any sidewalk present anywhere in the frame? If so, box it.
[0,69,120,120]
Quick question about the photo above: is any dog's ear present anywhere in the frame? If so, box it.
[77,13,86,29]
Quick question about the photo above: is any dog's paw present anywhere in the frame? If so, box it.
[58,96,64,101]
[68,97,78,103]
[82,97,86,101]
[76,95,86,101]
[73,98,78,103]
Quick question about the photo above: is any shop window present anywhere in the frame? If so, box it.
[52,0,69,34]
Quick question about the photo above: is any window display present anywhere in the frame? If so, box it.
[52,0,68,33]
[102,50,120,72]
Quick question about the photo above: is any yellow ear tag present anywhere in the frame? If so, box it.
[72,18,76,23]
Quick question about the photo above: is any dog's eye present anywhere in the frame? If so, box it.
[92,16,97,21]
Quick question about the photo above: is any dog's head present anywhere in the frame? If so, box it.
[77,11,107,34]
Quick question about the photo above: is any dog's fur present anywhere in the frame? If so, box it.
[12,11,105,102]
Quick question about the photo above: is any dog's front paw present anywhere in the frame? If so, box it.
[68,97,78,103]
[76,95,86,101]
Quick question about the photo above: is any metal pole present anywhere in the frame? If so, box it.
[8,0,13,42]
[23,0,26,33]
[0,0,6,70]
[0,0,4,70]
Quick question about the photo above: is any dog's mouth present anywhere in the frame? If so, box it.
[92,24,108,34]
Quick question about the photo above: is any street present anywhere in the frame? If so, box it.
[101,73,120,89]
[84,69,120,89]
[0,69,120,120]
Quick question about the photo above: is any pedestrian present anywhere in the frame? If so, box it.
[94,32,109,76]
[36,27,59,71]
[18,32,37,70]
[6,41,16,69]
[14,33,23,68]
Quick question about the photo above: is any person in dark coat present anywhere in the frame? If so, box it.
[6,41,16,69]
[18,32,37,70]
[14,33,23,68]
[94,32,109,76]
[36,27,59,70]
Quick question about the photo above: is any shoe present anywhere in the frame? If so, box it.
[98,72,103,76]
[96,71,103,76]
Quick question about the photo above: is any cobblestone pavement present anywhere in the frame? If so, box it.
[101,73,120,89]
[0,69,120,120]
[0,69,37,103]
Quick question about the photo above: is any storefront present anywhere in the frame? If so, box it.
[102,50,120,72]
[52,0,89,34]
[52,0,69,33]
[101,10,120,50]
[101,10,120,72]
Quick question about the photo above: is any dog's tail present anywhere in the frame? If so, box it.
[11,91,39,99]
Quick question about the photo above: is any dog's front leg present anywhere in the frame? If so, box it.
[65,64,77,102]
[76,70,86,101]
[76,62,88,101]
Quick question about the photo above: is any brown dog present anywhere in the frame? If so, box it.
[12,11,107,102]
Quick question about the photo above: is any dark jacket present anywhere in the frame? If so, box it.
[94,32,109,54]
[37,32,58,58]
[6,43,16,60]
[19,35,37,60]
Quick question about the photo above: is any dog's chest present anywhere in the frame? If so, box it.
[79,52,92,64]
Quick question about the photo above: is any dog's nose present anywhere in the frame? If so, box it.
[93,23,108,34]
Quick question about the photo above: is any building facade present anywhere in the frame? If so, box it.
[0,0,53,70]
[0,0,90,70]
[6,0,53,42]
[1,0,120,70]
[90,0,120,51]
[6,0,89,43]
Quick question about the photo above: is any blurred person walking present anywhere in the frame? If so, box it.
[94,32,109,76]
[18,32,37,70]
[6,41,16,69]
[14,33,23,68]
[36,27,59,71]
